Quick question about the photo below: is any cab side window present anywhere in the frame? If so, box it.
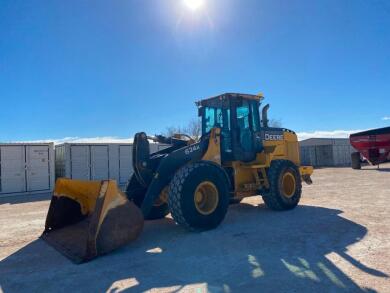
[236,101,252,152]
[250,100,261,132]
[204,107,216,133]
[236,104,250,129]
[204,107,228,133]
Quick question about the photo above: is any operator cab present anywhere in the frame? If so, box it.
[197,93,265,162]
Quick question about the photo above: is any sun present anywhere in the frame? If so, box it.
[183,0,205,11]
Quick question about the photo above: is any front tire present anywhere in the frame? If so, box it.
[168,161,230,231]
[262,160,302,210]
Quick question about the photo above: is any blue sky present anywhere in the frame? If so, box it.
[1,0,389,142]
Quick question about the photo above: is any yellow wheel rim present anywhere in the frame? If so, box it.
[282,172,296,198]
[154,186,169,207]
[194,181,219,215]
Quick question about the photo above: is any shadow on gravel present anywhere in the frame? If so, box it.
[358,167,390,172]
[0,204,388,292]
[375,167,390,172]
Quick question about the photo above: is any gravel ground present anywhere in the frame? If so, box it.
[1,164,389,292]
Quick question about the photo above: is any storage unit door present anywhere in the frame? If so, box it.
[91,145,109,180]
[300,147,310,166]
[119,145,132,185]
[0,146,26,193]
[70,145,90,180]
[309,147,317,166]
[108,145,120,182]
[333,145,349,166]
[26,145,51,191]
[55,145,66,178]
[315,145,334,166]
[301,146,317,167]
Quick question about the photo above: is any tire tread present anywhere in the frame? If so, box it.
[168,161,229,231]
[262,160,302,211]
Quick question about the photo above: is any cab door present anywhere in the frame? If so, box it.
[231,99,262,162]
[202,106,233,162]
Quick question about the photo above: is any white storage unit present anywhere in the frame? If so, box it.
[0,143,55,196]
[299,138,356,167]
[118,145,132,184]
[55,143,169,188]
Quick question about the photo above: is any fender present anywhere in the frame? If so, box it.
[198,160,232,192]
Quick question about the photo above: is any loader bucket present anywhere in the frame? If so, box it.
[41,178,144,263]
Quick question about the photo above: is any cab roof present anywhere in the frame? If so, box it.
[196,93,264,107]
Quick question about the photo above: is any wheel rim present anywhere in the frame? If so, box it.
[282,172,296,198]
[154,186,168,207]
[194,181,219,215]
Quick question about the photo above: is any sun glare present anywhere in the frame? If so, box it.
[183,0,205,11]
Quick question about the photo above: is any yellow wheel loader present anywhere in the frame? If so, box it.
[41,93,313,263]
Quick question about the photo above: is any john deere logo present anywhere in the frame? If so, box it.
[264,133,284,141]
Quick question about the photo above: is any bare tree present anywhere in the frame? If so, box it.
[164,118,201,140]
[164,126,182,137]
[183,118,201,140]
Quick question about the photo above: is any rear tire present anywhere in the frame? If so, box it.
[168,161,230,231]
[262,160,302,211]
[351,152,361,170]
[125,175,169,220]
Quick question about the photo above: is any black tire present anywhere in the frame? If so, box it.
[351,152,361,170]
[125,175,169,220]
[168,161,230,231]
[262,160,302,211]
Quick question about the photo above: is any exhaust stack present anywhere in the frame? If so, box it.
[262,104,270,127]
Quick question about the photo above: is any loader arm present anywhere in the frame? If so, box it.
[131,129,224,217]
[132,132,192,188]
